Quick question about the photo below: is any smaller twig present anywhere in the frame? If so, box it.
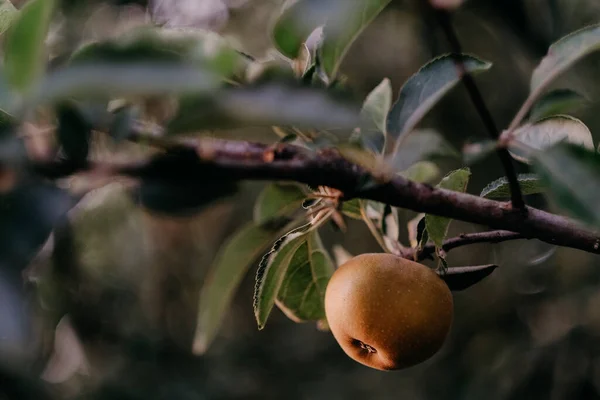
[402,230,525,261]
[433,9,526,211]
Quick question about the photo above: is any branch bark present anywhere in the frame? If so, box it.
[35,138,600,256]
[434,9,526,211]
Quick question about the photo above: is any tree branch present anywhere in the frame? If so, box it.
[433,9,526,211]
[34,138,600,256]
[404,230,525,261]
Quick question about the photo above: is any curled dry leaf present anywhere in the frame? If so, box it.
[438,264,498,291]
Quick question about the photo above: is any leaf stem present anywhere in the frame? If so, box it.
[433,9,526,211]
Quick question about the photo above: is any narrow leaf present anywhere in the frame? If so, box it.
[529,89,587,121]
[439,264,498,291]
[386,54,491,141]
[253,224,312,329]
[531,24,600,96]
[480,174,545,199]
[359,78,392,153]
[426,168,471,248]
[253,183,306,225]
[319,0,392,80]
[193,220,290,354]
[533,143,600,229]
[33,63,220,106]
[4,0,55,92]
[70,27,247,80]
[509,115,594,164]
[167,82,361,134]
[276,230,334,322]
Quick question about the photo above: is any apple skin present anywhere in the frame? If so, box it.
[324,253,453,371]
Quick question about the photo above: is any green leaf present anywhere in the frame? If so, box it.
[530,24,600,96]
[253,224,313,329]
[359,78,392,153]
[426,168,471,248]
[4,0,55,93]
[254,183,306,225]
[399,161,440,183]
[480,174,545,199]
[386,54,491,141]
[509,115,594,164]
[319,0,392,80]
[0,1,17,36]
[71,27,247,80]
[384,129,457,173]
[533,143,600,229]
[529,89,587,121]
[193,219,291,354]
[341,199,362,220]
[167,82,361,134]
[276,230,334,322]
[32,62,220,106]
[272,0,327,59]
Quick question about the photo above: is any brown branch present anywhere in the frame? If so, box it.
[33,138,600,256]
[434,9,526,211]
[403,230,525,261]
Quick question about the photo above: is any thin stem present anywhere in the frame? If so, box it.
[405,230,525,261]
[434,9,526,211]
[507,92,539,132]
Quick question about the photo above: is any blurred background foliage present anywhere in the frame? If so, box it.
[4,0,600,399]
